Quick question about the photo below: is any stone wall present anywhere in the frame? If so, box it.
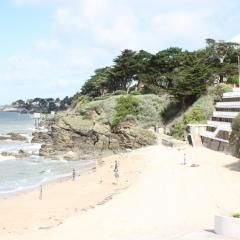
[201,136,238,156]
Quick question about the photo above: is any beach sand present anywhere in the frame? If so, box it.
[1,144,240,239]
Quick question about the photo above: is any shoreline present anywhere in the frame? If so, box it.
[0,160,97,200]
[0,147,147,236]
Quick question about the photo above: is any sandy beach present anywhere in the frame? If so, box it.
[1,143,240,239]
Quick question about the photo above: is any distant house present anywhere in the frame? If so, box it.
[32,101,40,106]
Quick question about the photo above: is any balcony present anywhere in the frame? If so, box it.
[216,102,240,108]
[232,88,240,92]
[212,111,238,118]
[207,121,231,131]
[222,92,240,98]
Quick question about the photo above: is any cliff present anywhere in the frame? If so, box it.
[33,94,175,159]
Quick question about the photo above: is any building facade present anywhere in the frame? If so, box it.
[201,88,240,154]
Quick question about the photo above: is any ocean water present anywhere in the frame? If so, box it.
[0,112,96,196]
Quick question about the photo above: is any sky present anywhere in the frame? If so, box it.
[1,0,240,105]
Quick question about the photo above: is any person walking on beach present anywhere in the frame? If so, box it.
[113,160,119,185]
[183,153,187,165]
[72,168,76,181]
[39,185,43,200]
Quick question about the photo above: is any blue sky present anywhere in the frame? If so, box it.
[1,0,240,104]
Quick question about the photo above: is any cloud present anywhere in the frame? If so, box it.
[232,34,240,43]
[5,54,51,83]
[49,0,223,51]
[56,79,69,87]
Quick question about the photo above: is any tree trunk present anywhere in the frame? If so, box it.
[219,74,224,83]
[181,98,187,110]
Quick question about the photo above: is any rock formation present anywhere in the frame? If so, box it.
[0,133,28,142]
[32,95,160,160]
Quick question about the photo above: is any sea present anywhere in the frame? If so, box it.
[0,112,96,197]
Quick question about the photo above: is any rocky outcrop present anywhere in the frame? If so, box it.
[1,149,31,158]
[33,110,157,159]
[0,133,28,142]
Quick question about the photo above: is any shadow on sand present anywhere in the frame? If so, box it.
[224,161,240,172]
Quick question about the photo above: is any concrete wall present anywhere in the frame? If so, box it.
[187,124,207,146]
[201,136,237,155]
[215,215,240,239]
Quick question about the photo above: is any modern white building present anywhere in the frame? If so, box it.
[201,88,240,153]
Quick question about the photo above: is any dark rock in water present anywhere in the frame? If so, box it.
[0,135,9,141]
[0,149,30,158]
[6,132,27,141]
[1,151,14,157]
[16,149,30,158]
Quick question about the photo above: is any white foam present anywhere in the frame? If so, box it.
[0,155,16,162]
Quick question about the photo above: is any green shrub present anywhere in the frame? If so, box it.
[123,115,138,124]
[93,93,114,101]
[232,113,240,137]
[230,113,240,145]
[112,95,140,126]
[137,94,173,128]
[80,97,117,123]
[208,83,232,101]
[228,75,239,85]
[130,90,140,95]
[233,213,240,218]
[169,92,216,139]
[229,133,237,145]
[71,95,93,109]
[170,122,185,139]
[184,105,205,124]
[113,90,127,95]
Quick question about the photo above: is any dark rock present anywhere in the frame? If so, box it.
[16,149,30,158]
[6,132,27,141]
[0,149,30,158]
[1,151,14,157]
[0,136,9,141]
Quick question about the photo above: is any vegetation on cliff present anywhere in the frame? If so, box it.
[230,113,240,145]
[34,39,240,157]
[112,95,140,126]
[76,39,239,107]
[168,84,231,139]
[71,39,239,140]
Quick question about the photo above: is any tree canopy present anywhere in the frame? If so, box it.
[80,39,240,108]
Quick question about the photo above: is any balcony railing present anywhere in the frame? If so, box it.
[212,111,238,118]
[223,92,240,98]
[216,102,240,108]
[207,121,231,131]
[232,88,240,92]
[201,131,229,143]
